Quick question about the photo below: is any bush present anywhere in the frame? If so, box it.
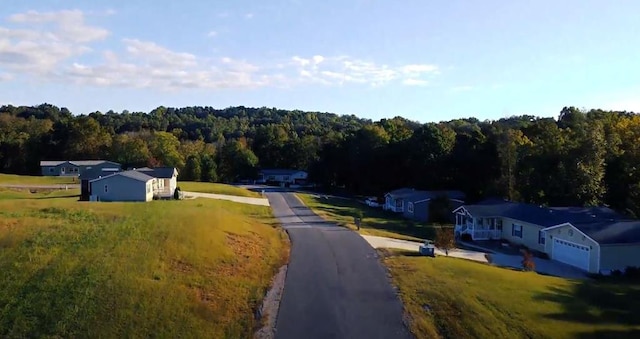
[521,249,536,271]
[173,187,181,200]
[434,226,455,256]
[460,233,472,242]
[624,266,640,280]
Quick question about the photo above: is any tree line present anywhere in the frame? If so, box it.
[1,104,639,217]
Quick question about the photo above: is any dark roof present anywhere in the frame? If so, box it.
[549,206,624,220]
[79,167,121,180]
[572,220,640,245]
[135,167,178,178]
[387,189,466,202]
[90,170,155,183]
[260,169,306,176]
[40,160,121,167]
[460,202,611,227]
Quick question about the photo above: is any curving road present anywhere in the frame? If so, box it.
[267,192,411,339]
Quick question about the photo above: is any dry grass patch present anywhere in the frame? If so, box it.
[0,190,288,338]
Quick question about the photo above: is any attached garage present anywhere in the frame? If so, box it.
[551,238,591,271]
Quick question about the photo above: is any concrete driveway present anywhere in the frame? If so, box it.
[361,235,588,280]
[182,191,270,206]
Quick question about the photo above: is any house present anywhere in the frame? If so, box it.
[40,160,121,176]
[258,169,308,185]
[402,190,466,222]
[79,167,122,201]
[384,188,465,219]
[453,200,640,273]
[134,167,179,198]
[89,171,156,202]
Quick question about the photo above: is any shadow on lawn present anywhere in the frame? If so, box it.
[535,281,640,329]
[308,197,437,240]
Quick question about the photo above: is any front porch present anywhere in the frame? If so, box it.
[454,213,503,240]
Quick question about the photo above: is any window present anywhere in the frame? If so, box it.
[283,176,290,181]
[512,224,523,238]
[146,184,151,193]
[408,202,414,213]
[104,185,108,193]
[538,230,545,244]
[49,168,54,173]
[496,219,503,230]
[478,218,484,226]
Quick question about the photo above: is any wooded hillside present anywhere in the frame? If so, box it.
[1,104,639,216]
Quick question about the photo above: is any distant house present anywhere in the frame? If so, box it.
[258,169,308,185]
[383,188,465,221]
[453,200,640,273]
[79,167,122,201]
[89,171,156,202]
[40,160,121,177]
[134,167,179,198]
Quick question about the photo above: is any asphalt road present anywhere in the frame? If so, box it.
[267,192,412,339]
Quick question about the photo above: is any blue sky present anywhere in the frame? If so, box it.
[0,0,638,122]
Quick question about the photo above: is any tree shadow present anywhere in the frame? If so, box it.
[535,280,640,327]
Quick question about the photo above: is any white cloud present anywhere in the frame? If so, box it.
[0,9,441,91]
[403,79,429,86]
[245,13,255,19]
[290,55,438,87]
[451,85,473,92]
[207,31,218,37]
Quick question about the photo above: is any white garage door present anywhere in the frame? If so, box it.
[552,238,590,271]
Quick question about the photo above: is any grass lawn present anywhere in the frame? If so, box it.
[179,181,262,198]
[0,188,288,338]
[296,193,436,241]
[0,173,78,185]
[383,250,640,339]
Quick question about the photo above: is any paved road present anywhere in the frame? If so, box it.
[268,192,411,339]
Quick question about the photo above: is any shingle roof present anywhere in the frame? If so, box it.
[385,188,417,198]
[460,202,611,227]
[40,160,121,167]
[135,167,177,178]
[572,220,640,245]
[387,189,466,202]
[90,170,154,183]
[79,167,121,180]
[40,160,67,166]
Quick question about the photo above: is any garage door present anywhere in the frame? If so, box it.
[552,238,590,271]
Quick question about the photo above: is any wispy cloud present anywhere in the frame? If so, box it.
[0,9,440,91]
[451,85,473,92]
[245,13,255,19]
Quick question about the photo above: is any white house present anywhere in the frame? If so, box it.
[89,171,156,202]
[258,169,308,185]
[135,167,179,198]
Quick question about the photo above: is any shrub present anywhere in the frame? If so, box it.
[460,233,473,242]
[624,266,640,280]
[521,249,536,271]
[434,226,455,256]
[173,187,181,200]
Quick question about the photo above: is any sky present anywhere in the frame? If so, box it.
[0,0,639,123]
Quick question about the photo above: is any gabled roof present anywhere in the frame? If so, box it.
[259,169,306,176]
[40,160,121,167]
[90,170,155,183]
[387,189,466,202]
[79,167,121,180]
[135,167,178,178]
[385,188,417,198]
[458,201,614,227]
[566,220,640,245]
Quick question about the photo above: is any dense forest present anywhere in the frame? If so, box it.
[1,104,639,216]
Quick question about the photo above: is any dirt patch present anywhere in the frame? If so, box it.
[171,259,195,274]
[254,264,288,339]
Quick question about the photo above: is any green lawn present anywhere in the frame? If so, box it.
[296,193,436,241]
[179,181,262,198]
[383,250,640,339]
[0,173,78,185]
[0,188,288,338]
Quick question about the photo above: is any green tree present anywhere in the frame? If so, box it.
[183,155,202,181]
[218,139,259,183]
[147,131,185,169]
[200,154,218,182]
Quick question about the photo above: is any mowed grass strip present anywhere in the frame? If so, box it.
[0,173,77,185]
[179,181,262,198]
[383,250,640,339]
[0,190,288,338]
[296,193,434,241]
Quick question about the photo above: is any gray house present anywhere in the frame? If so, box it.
[89,171,155,202]
[79,167,122,201]
[40,160,121,176]
[402,190,466,222]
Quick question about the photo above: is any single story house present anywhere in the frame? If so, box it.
[79,167,122,201]
[258,169,308,185]
[384,188,465,218]
[453,200,640,273]
[89,171,156,202]
[134,167,179,198]
[40,160,121,176]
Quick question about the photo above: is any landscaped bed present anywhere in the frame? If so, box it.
[0,189,288,338]
[383,250,640,339]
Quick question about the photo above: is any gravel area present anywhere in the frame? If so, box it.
[254,265,288,339]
